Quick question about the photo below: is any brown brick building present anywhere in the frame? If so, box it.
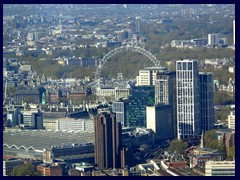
[94,112,122,170]
[37,163,62,176]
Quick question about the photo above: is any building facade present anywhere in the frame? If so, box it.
[112,99,129,127]
[155,69,177,137]
[146,104,174,142]
[37,163,62,176]
[199,72,214,131]
[208,33,219,46]
[176,59,201,139]
[135,16,141,33]
[136,67,168,86]
[94,112,122,169]
[128,86,155,128]
[3,158,23,176]
[205,161,235,176]
[228,111,235,130]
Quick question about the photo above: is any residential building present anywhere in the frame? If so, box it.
[176,59,201,139]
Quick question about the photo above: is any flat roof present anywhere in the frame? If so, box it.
[3,129,94,152]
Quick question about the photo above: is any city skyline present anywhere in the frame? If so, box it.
[3,4,235,176]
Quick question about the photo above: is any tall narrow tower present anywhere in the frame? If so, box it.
[199,72,214,131]
[135,16,141,33]
[176,59,201,139]
[155,69,177,137]
[94,112,122,169]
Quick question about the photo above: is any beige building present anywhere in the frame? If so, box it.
[115,88,130,100]
[43,119,59,130]
[228,111,235,130]
[136,67,168,86]
[205,161,235,176]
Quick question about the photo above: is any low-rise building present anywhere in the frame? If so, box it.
[3,158,23,176]
[205,161,235,176]
[37,163,62,176]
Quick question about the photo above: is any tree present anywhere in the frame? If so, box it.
[228,146,235,159]
[204,130,224,151]
[168,139,188,155]
[11,163,40,176]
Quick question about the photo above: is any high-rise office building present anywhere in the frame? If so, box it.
[155,69,177,137]
[146,104,174,142]
[128,86,155,127]
[94,112,122,169]
[135,16,141,33]
[112,99,129,127]
[176,59,201,139]
[208,33,219,46]
[199,72,214,131]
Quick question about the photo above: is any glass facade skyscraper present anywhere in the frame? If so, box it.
[176,59,201,139]
[128,86,154,127]
[199,72,214,131]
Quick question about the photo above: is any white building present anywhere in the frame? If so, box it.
[146,105,174,141]
[59,118,94,132]
[176,59,201,139]
[228,66,235,73]
[43,119,59,130]
[205,161,235,176]
[98,88,115,97]
[136,67,168,86]
[43,118,94,132]
[228,111,235,130]
[115,88,130,100]
[208,33,219,46]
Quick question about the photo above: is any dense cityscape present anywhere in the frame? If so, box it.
[3,4,235,176]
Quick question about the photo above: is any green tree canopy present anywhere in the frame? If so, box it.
[168,138,188,155]
[204,130,224,151]
[11,163,40,176]
[228,145,235,159]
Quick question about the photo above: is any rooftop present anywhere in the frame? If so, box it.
[3,129,94,152]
